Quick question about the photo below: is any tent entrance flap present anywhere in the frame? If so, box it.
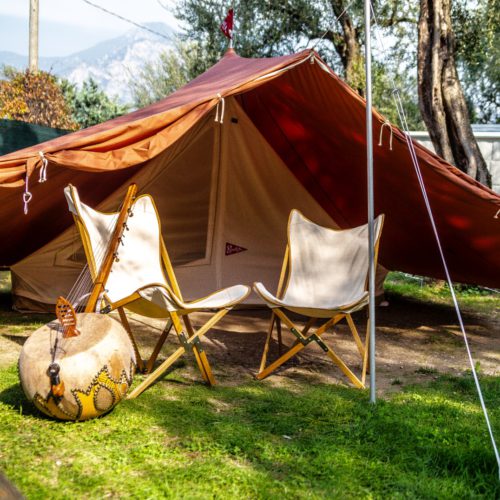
[10,97,340,311]
[136,115,218,268]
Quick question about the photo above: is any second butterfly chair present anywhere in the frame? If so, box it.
[64,184,251,398]
[254,210,384,388]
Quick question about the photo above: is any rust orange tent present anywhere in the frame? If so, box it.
[0,49,498,311]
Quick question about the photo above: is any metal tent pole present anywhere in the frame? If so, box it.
[364,0,376,404]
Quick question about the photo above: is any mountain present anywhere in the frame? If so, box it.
[0,22,176,104]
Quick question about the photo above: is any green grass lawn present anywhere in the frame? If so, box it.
[0,271,499,498]
[1,367,499,498]
[385,272,500,318]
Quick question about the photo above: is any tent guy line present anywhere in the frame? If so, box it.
[80,0,172,42]
[369,0,499,476]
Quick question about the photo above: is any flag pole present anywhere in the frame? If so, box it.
[229,4,234,49]
[364,0,376,404]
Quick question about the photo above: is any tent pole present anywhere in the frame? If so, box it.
[364,0,376,404]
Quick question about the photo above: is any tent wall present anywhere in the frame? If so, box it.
[5,49,499,307]
[11,98,336,311]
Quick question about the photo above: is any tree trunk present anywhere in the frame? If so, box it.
[328,0,365,95]
[417,0,491,186]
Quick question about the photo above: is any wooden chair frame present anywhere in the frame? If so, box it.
[256,216,384,388]
[67,184,249,399]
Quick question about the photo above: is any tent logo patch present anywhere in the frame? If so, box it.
[225,242,247,256]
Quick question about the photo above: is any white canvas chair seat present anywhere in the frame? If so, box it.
[254,283,368,318]
[137,284,251,313]
[255,209,384,388]
[64,185,250,396]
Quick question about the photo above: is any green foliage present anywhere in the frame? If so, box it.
[62,78,128,129]
[175,1,424,127]
[173,0,497,128]
[129,42,202,108]
[177,0,326,65]
[373,62,423,130]
[0,365,498,498]
[453,0,499,123]
[0,67,77,130]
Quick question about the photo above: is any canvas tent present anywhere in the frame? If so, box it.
[0,49,499,311]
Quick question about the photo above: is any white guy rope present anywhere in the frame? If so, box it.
[369,1,500,478]
[310,0,359,50]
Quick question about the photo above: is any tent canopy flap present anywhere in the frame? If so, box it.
[1,48,499,311]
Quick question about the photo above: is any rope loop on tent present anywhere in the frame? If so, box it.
[214,93,226,124]
[378,120,393,150]
[38,151,49,183]
[23,169,32,215]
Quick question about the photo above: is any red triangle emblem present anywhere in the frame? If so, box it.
[225,242,247,256]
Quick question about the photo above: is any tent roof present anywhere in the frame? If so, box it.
[0,49,308,185]
[0,49,499,287]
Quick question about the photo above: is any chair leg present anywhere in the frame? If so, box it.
[127,345,186,399]
[346,314,366,359]
[127,310,227,397]
[362,317,370,385]
[117,307,144,373]
[256,341,308,380]
[319,334,364,389]
[183,315,216,386]
[257,309,365,388]
[288,317,317,349]
[145,319,173,374]
[257,312,337,380]
[259,312,276,373]
[276,316,283,355]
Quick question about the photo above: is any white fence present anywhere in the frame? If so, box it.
[410,125,500,194]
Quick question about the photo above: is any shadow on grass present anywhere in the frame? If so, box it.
[1,334,29,346]
[121,374,500,497]
[0,382,41,418]
[0,356,498,497]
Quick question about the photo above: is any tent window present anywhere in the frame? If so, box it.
[147,122,216,267]
[68,245,86,263]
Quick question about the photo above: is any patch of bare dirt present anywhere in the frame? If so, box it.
[1,295,498,396]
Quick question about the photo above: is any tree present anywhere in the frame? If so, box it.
[453,0,499,123]
[418,0,491,186]
[62,78,128,129]
[129,43,201,108]
[176,0,417,95]
[173,0,423,128]
[0,67,77,130]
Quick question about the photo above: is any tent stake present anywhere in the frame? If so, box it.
[364,0,376,404]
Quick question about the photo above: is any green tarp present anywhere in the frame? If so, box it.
[0,119,69,156]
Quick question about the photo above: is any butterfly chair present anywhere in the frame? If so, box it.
[64,185,251,398]
[254,210,384,388]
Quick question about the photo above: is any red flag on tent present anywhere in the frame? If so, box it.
[220,8,234,39]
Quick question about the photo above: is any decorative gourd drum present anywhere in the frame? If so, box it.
[19,313,136,421]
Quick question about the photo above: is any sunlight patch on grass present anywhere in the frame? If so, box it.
[0,363,498,498]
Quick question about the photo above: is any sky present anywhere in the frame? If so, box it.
[0,0,179,56]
